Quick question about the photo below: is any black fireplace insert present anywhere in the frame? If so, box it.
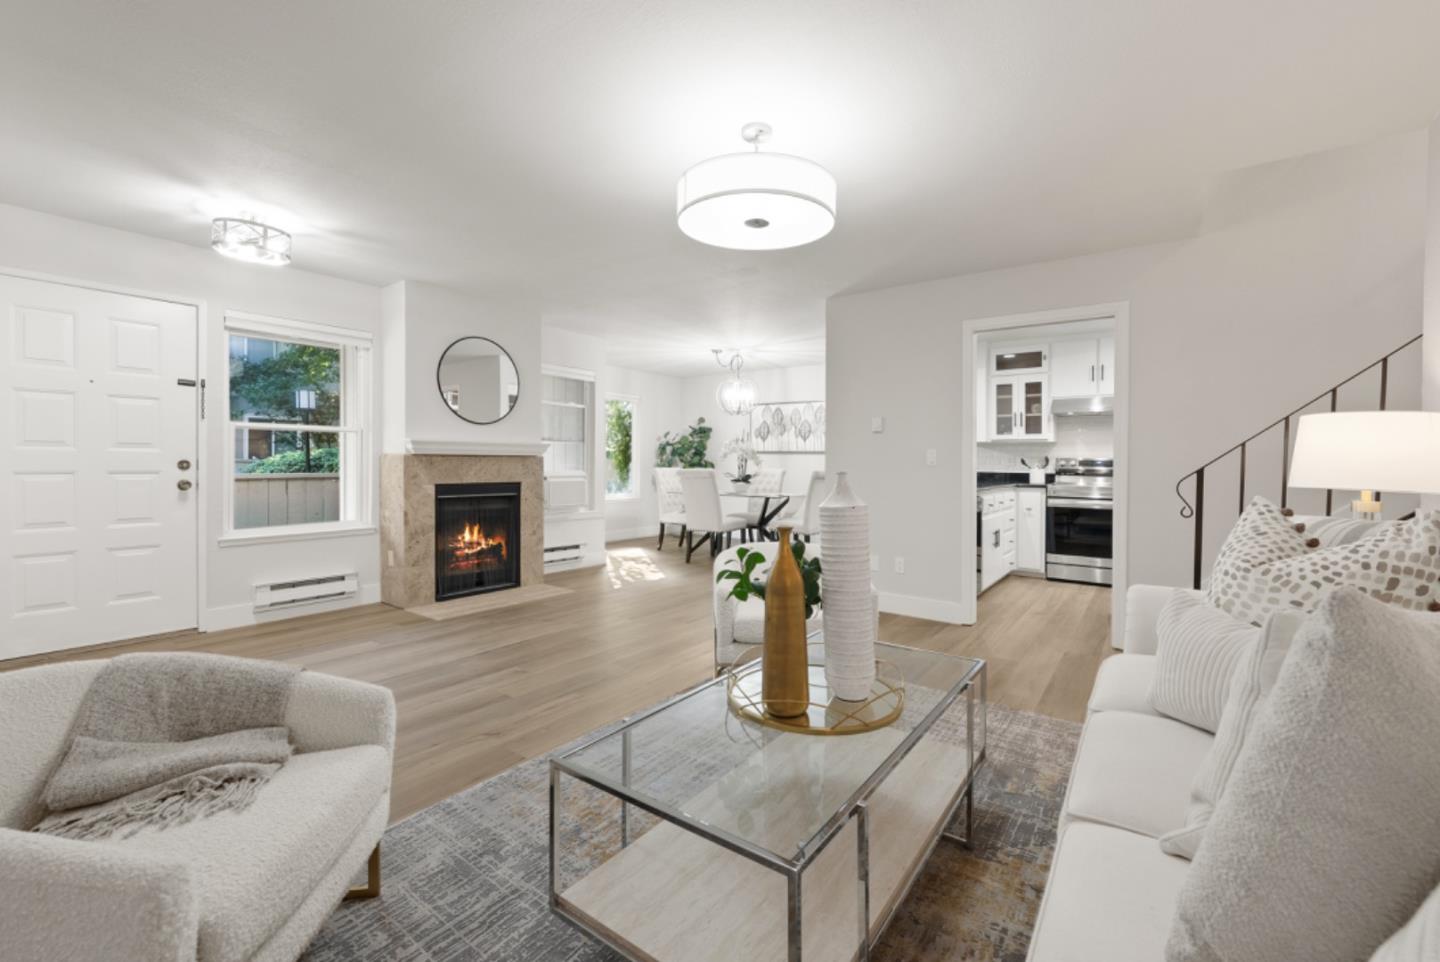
[434,482,521,601]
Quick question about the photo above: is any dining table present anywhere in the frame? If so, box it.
[718,485,804,540]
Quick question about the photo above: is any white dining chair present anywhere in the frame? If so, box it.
[678,469,750,563]
[654,467,687,550]
[781,470,825,542]
[742,468,786,535]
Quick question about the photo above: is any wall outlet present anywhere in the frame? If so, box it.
[871,416,885,433]
[386,549,395,567]
[925,448,937,466]
[870,553,880,572]
[894,556,905,574]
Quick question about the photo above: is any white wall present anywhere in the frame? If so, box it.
[0,202,384,631]
[381,280,541,450]
[828,128,1428,627]
[1425,116,1440,423]
[682,364,827,487]
[603,364,686,542]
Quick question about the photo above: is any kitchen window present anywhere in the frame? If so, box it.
[222,314,373,540]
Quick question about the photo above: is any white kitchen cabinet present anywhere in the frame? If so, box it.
[979,488,1019,593]
[1050,335,1115,399]
[989,342,1048,375]
[1048,338,1098,398]
[1016,487,1046,573]
[1097,335,1115,396]
[989,375,1050,441]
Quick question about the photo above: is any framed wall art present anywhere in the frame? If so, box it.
[750,401,825,453]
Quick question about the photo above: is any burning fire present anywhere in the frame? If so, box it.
[447,522,507,571]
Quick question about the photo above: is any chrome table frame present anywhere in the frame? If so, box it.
[548,645,987,962]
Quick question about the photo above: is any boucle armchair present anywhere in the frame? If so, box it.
[0,659,396,962]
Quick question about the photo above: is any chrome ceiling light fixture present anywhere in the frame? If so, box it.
[211,216,292,266]
[712,349,757,415]
[677,123,837,251]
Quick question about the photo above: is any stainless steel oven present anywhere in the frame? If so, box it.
[1046,458,1113,586]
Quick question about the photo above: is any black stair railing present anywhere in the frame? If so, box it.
[1175,334,1423,589]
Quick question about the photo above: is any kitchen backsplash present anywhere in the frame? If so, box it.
[977,416,1114,469]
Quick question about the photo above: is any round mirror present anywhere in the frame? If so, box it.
[436,336,520,425]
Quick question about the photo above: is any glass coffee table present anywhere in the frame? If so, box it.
[549,639,986,962]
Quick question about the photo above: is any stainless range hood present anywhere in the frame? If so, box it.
[1051,395,1114,417]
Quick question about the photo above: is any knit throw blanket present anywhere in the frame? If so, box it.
[33,652,300,841]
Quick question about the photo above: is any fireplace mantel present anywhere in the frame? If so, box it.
[380,451,544,609]
[404,439,549,457]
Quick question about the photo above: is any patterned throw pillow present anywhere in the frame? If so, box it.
[1205,497,1311,617]
[1290,514,1383,548]
[1212,511,1440,627]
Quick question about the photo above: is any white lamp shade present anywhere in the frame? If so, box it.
[676,151,836,251]
[1288,411,1440,495]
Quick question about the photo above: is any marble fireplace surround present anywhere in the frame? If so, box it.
[380,445,545,610]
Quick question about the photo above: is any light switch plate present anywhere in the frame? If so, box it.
[925,448,937,466]
[871,417,885,433]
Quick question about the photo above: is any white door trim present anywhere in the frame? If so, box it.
[959,301,1131,645]
[0,265,209,638]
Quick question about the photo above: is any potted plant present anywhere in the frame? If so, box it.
[655,418,714,469]
[715,540,822,620]
[720,436,762,492]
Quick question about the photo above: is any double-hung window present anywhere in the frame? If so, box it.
[604,396,636,499]
[223,313,373,538]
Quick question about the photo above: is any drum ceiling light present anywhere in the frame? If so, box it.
[677,123,836,251]
[211,216,292,266]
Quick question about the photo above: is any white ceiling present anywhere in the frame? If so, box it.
[3,1,1439,375]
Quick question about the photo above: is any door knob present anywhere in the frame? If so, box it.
[177,479,193,491]
[177,459,192,470]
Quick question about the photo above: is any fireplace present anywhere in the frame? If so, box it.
[434,482,521,601]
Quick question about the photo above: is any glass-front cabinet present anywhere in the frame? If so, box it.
[989,374,1050,440]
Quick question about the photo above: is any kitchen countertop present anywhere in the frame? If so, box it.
[977,471,1052,490]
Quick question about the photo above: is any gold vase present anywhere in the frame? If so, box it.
[762,527,810,718]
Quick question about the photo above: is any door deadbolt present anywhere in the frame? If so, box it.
[177,459,192,471]
[177,479,193,491]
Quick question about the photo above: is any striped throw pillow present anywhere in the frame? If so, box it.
[1149,591,1258,733]
[1159,610,1306,860]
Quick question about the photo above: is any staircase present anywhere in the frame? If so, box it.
[1175,334,1422,589]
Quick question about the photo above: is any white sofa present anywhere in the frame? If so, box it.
[0,660,396,962]
[1026,583,1206,962]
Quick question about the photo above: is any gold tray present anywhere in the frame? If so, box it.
[724,661,905,735]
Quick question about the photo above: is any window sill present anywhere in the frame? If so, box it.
[218,522,377,548]
[605,494,639,503]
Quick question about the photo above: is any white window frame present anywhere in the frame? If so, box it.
[541,364,597,512]
[219,312,375,545]
[604,393,639,501]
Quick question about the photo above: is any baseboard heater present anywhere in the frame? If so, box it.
[544,543,587,568]
[253,572,358,612]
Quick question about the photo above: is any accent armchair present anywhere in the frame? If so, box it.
[0,659,396,962]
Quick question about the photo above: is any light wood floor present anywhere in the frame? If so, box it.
[0,539,1113,822]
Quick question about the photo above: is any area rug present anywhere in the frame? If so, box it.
[303,704,1081,962]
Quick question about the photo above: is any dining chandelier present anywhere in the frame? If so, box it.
[676,123,837,251]
[211,217,292,266]
[713,349,757,416]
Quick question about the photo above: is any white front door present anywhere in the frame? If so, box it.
[1,275,199,658]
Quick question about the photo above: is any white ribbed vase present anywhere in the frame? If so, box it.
[819,471,877,700]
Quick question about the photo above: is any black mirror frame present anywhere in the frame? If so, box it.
[435,335,521,426]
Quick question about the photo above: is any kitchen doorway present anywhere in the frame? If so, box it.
[959,304,1130,647]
